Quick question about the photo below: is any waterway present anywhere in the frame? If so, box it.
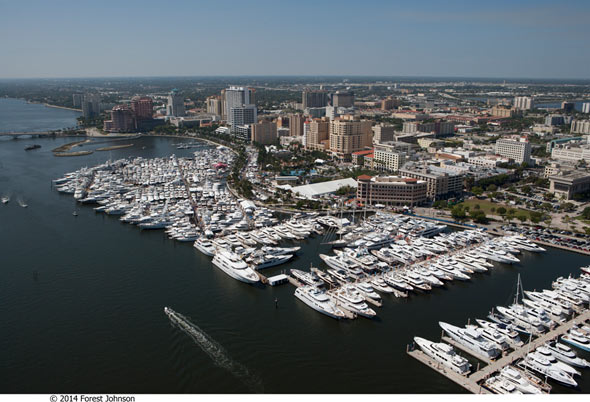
[1,128,589,393]
[0,98,80,133]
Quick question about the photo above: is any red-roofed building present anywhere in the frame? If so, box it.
[352,149,374,166]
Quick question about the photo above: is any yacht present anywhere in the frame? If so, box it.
[331,286,376,318]
[290,269,324,287]
[193,237,216,257]
[484,376,522,394]
[477,248,519,264]
[353,282,382,302]
[383,273,414,292]
[319,254,364,278]
[432,262,470,281]
[413,337,471,375]
[294,286,347,320]
[522,298,567,322]
[1,196,9,204]
[507,236,546,252]
[211,249,259,284]
[561,329,590,352]
[524,290,573,316]
[496,305,546,335]
[399,271,432,291]
[520,353,577,387]
[370,277,395,294]
[534,347,581,377]
[497,366,544,394]
[249,253,293,270]
[439,322,501,360]
[545,341,590,368]
[414,268,444,287]
[327,268,352,285]
[475,319,523,349]
[466,324,510,351]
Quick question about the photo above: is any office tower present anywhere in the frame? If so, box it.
[495,137,531,164]
[372,124,396,144]
[81,93,101,119]
[289,114,304,137]
[206,95,223,116]
[167,90,185,117]
[225,86,255,126]
[332,91,355,107]
[72,93,83,108]
[302,90,328,109]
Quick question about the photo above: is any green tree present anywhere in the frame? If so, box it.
[517,214,528,223]
[472,186,484,196]
[451,205,467,221]
[497,206,507,216]
[487,184,497,192]
[474,204,480,210]
[522,185,532,195]
[469,209,488,224]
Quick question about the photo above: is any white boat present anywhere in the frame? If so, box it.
[466,324,510,351]
[475,319,523,349]
[294,286,347,320]
[520,353,577,387]
[249,254,293,270]
[484,376,522,394]
[353,282,382,302]
[383,273,414,292]
[399,270,431,291]
[439,321,501,360]
[331,286,376,318]
[524,290,573,315]
[211,249,259,284]
[413,337,471,375]
[497,366,543,394]
[290,269,324,287]
[534,347,581,377]
[561,329,590,352]
[1,196,9,204]
[545,341,590,369]
[496,305,546,336]
[193,238,216,257]
[370,277,395,294]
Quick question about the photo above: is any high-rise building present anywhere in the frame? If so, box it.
[305,119,330,151]
[398,165,463,200]
[582,103,590,114]
[302,90,328,109]
[328,119,372,160]
[130,96,153,120]
[490,105,518,118]
[206,95,223,116]
[225,86,256,126]
[81,93,101,118]
[72,93,83,108]
[570,119,590,134]
[289,114,304,137]
[332,91,355,108]
[373,144,407,172]
[229,105,257,132]
[103,105,135,133]
[372,124,396,144]
[495,137,531,164]
[561,101,575,112]
[381,97,400,111]
[545,114,565,126]
[513,96,534,110]
[167,90,185,117]
[251,120,278,145]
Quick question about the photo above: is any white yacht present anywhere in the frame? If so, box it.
[496,305,546,335]
[520,353,577,387]
[439,321,501,360]
[534,347,581,377]
[193,237,216,257]
[475,319,523,349]
[544,341,590,369]
[290,269,324,287]
[249,253,293,270]
[383,273,414,291]
[319,254,364,278]
[524,290,573,315]
[399,270,432,291]
[294,286,347,320]
[370,277,395,294]
[211,249,259,284]
[466,324,510,351]
[353,282,382,302]
[506,235,546,252]
[413,337,471,375]
[497,366,543,394]
[522,298,567,322]
[561,329,590,352]
[331,286,376,318]
[484,376,522,394]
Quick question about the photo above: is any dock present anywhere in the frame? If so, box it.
[407,349,491,394]
[409,308,590,394]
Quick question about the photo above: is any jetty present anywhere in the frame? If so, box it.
[408,309,590,394]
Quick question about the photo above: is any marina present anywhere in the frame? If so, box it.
[2,135,590,393]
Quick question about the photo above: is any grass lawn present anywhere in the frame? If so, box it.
[458,199,532,219]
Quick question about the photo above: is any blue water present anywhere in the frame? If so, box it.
[0,98,80,133]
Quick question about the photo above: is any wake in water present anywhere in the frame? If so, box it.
[164,307,263,393]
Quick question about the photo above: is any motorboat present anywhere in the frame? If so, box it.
[561,329,590,352]
[545,341,590,369]
[413,337,471,375]
[193,237,216,257]
[519,353,577,387]
[211,249,259,284]
[439,321,501,360]
[497,366,543,394]
[331,286,376,318]
[294,286,347,320]
[484,376,522,394]
[475,319,523,349]
[290,269,324,287]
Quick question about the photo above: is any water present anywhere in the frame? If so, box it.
[0,98,80,133]
[1,126,589,393]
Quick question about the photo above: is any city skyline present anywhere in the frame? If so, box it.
[1,0,589,79]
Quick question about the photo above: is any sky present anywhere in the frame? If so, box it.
[1,0,589,79]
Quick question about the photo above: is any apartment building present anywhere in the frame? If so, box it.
[356,175,427,207]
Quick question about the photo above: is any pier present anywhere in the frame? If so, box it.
[409,308,590,394]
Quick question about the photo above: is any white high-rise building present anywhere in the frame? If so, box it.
[513,96,534,110]
[167,90,185,117]
[225,86,255,126]
[582,102,590,114]
[495,137,531,165]
[229,105,257,133]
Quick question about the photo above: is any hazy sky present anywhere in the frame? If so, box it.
[1,0,589,79]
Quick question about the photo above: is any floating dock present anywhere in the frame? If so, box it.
[409,308,590,394]
[267,274,289,286]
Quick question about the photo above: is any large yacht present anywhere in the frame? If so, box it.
[290,269,324,287]
[524,290,573,316]
[248,253,293,270]
[319,254,364,278]
[520,352,578,387]
[475,319,523,349]
[484,376,522,394]
[439,321,501,360]
[331,286,376,318]
[497,366,543,394]
[294,286,347,320]
[561,329,590,352]
[211,249,259,284]
[413,337,471,375]
[545,341,590,368]
[466,324,510,351]
[534,347,581,377]
[496,305,546,335]
[193,237,216,257]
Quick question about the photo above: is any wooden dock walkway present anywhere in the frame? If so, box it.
[407,349,491,394]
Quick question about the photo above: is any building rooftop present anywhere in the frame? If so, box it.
[291,178,358,199]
